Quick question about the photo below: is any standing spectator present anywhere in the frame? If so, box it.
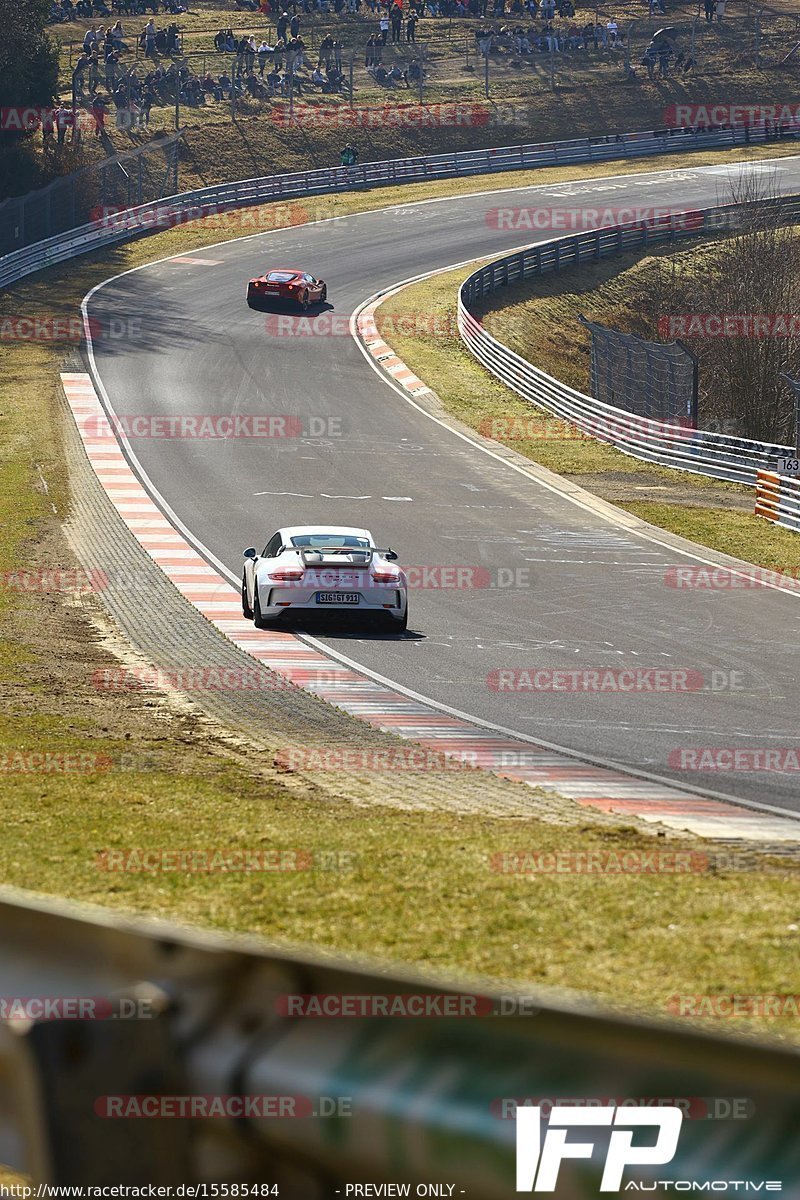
[104,48,119,90]
[475,23,493,54]
[88,51,101,93]
[257,39,270,72]
[140,85,154,121]
[703,0,713,21]
[605,17,618,45]
[276,9,289,38]
[143,17,156,55]
[379,11,389,41]
[89,94,107,135]
[73,52,90,93]
[318,32,333,65]
[365,31,376,63]
[715,0,725,19]
[289,11,300,34]
[54,105,67,144]
[406,9,417,39]
[390,1,402,40]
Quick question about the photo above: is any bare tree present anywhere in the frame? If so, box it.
[646,169,800,441]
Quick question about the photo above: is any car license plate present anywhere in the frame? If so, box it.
[317,592,359,605]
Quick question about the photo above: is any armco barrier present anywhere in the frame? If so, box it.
[755,468,800,531]
[0,123,777,287]
[1,887,800,1191]
[458,197,800,487]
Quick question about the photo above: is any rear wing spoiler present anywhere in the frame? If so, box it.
[281,546,399,567]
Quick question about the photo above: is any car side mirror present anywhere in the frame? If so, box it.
[243,547,257,559]
[385,549,398,561]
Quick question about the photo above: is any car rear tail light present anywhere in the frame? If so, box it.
[270,568,304,581]
[372,570,397,583]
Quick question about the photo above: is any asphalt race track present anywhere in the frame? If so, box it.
[84,156,800,813]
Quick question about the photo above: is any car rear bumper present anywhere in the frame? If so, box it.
[259,584,406,616]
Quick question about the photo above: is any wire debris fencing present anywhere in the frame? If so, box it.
[0,122,773,268]
[0,131,184,256]
[458,196,800,487]
[2,888,800,1192]
[578,315,698,426]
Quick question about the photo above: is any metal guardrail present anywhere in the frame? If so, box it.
[0,123,775,284]
[458,196,800,487]
[1,887,800,1192]
[756,468,800,530]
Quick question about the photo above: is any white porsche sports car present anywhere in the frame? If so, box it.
[241,525,408,632]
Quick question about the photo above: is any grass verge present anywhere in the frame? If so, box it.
[1,152,799,1039]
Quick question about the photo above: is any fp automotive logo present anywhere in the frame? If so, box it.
[515,1105,683,1192]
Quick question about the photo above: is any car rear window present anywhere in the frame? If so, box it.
[291,534,370,549]
[266,271,296,282]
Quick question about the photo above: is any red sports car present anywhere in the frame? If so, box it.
[246,268,327,311]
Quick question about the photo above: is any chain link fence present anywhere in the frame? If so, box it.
[578,315,698,426]
[0,131,183,254]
